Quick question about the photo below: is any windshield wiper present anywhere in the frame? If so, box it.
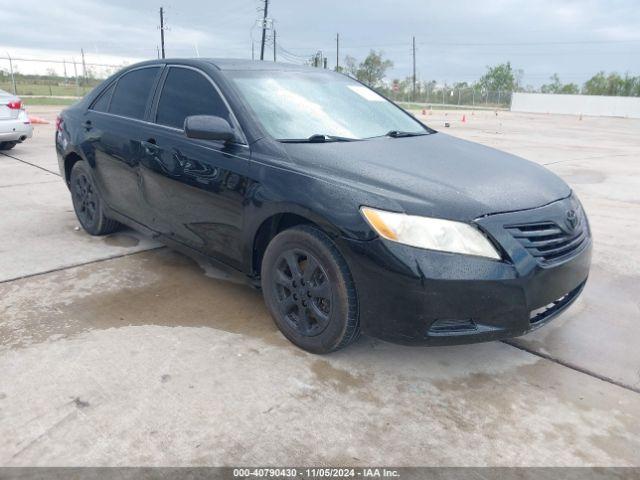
[280,134,357,143]
[385,130,429,138]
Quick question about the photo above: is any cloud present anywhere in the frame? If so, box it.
[1,0,638,86]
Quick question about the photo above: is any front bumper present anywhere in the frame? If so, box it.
[0,114,33,142]
[339,196,591,346]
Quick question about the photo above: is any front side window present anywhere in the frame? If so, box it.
[109,67,160,120]
[226,70,427,140]
[156,67,229,130]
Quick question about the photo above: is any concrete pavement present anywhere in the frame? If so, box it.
[0,106,638,466]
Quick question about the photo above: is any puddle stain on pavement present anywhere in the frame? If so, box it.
[0,248,285,350]
[103,233,140,248]
[2,246,640,465]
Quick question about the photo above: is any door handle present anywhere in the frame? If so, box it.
[141,139,160,156]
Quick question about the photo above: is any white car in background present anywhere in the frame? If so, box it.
[0,89,33,150]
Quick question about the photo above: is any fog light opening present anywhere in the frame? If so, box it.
[428,318,477,335]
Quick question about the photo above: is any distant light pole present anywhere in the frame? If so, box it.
[273,29,277,62]
[412,36,416,101]
[6,52,17,95]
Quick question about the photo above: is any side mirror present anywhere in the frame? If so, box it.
[184,115,235,142]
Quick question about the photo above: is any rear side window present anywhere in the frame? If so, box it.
[156,67,229,130]
[91,83,115,112]
[109,67,160,120]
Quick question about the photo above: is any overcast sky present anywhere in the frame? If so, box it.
[1,0,639,86]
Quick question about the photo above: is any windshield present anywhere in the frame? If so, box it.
[226,70,428,141]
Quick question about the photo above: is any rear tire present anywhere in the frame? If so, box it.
[70,161,120,235]
[0,141,17,151]
[261,225,360,353]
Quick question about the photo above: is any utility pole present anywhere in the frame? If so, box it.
[260,0,269,61]
[159,7,166,59]
[412,36,416,101]
[336,33,339,71]
[273,30,277,62]
[81,48,87,86]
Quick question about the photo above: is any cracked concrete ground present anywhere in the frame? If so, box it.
[0,106,639,466]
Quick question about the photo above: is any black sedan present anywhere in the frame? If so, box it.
[56,59,591,353]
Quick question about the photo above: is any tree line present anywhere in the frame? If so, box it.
[331,50,640,99]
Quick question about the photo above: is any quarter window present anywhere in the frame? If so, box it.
[156,68,229,130]
[109,67,160,120]
[91,83,115,112]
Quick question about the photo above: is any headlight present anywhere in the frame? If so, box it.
[360,207,501,260]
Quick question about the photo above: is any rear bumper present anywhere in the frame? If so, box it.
[338,196,592,346]
[0,116,33,142]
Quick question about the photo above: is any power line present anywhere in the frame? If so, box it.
[420,39,640,47]
[0,56,124,68]
[282,38,640,52]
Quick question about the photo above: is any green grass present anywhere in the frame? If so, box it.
[0,82,95,97]
[22,97,80,106]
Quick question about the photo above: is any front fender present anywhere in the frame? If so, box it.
[241,158,397,275]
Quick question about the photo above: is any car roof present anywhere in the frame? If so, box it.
[204,58,317,72]
[126,58,330,73]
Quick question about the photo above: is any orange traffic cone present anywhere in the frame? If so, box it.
[28,116,50,124]
[461,114,466,123]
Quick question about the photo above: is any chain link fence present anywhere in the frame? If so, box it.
[1,54,513,111]
[390,87,512,109]
[0,55,131,98]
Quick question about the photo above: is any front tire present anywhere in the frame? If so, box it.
[70,161,120,235]
[261,225,360,353]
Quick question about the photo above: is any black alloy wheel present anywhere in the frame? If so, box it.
[261,225,360,353]
[273,249,332,337]
[70,161,120,235]
[73,171,98,227]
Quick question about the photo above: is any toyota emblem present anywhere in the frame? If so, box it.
[565,209,578,231]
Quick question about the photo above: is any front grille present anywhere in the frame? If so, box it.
[506,208,588,264]
[529,281,585,325]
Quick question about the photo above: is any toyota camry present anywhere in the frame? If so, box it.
[55,59,591,353]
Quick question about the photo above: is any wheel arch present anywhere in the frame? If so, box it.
[63,151,84,186]
[247,207,343,279]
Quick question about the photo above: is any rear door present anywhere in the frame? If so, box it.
[139,65,250,269]
[84,66,162,222]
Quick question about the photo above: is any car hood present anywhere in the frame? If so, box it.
[281,132,571,221]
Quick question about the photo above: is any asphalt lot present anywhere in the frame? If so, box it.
[1,105,639,466]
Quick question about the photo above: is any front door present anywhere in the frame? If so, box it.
[139,66,250,270]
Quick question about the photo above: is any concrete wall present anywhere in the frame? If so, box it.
[511,92,640,118]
